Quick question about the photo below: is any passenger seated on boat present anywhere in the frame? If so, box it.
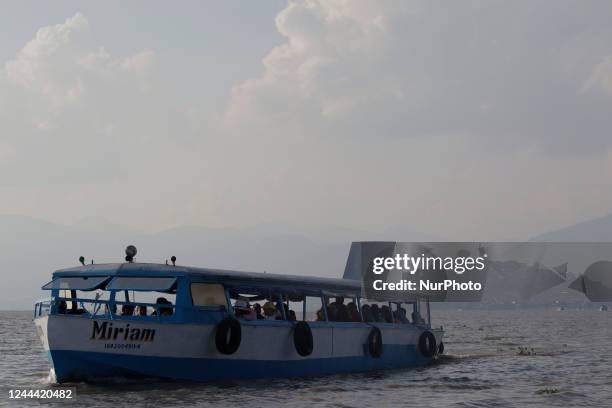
[347,302,361,322]
[381,305,393,323]
[152,297,173,316]
[326,302,337,321]
[376,305,387,322]
[288,310,297,321]
[137,305,147,316]
[331,297,350,322]
[316,307,325,321]
[234,299,256,320]
[57,300,86,315]
[361,304,373,322]
[121,304,135,316]
[395,307,409,324]
[263,301,281,320]
[253,303,264,320]
[275,301,288,320]
[370,304,383,322]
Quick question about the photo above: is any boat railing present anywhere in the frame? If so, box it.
[50,296,179,321]
[33,299,51,318]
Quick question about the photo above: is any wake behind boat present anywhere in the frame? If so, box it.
[33,247,444,383]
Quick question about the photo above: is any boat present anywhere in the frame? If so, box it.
[34,247,444,383]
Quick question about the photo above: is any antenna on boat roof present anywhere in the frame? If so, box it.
[79,256,85,266]
[125,245,137,263]
[171,256,176,266]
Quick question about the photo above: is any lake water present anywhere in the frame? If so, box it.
[1,309,611,407]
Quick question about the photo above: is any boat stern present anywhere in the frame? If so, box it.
[34,312,58,382]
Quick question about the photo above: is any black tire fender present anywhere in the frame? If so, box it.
[215,317,241,355]
[293,321,313,356]
[368,327,383,358]
[418,330,437,357]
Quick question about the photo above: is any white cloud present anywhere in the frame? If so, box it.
[225,1,393,127]
[226,0,612,154]
[120,50,155,73]
[2,4,612,239]
[3,13,156,108]
[0,13,172,184]
[4,13,88,102]
[584,55,612,95]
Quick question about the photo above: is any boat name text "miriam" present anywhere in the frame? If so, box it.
[90,321,156,342]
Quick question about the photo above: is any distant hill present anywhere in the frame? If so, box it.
[521,214,612,305]
[531,213,612,242]
[3,212,611,310]
[0,216,438,310]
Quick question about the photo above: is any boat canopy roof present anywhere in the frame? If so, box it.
[48,263,362,296]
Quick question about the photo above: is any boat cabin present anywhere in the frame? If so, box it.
[36,263,431,328]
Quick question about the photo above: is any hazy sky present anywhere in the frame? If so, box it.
[2,0,612,240]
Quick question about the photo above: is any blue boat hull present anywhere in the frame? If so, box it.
[35,314,443,383]
[49,345,433,382]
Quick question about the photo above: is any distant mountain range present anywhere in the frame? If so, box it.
[1,212,611,309]
[531,213,612,241]
[0,215,437,309]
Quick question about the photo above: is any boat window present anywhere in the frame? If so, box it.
[324,295,361,322]
[304,295,325,321]
[360,300,394,323]
[42,276,110,291]
[126,291,177,317]
[415,298,430,325]
[287,299,303,321]
[346,297,362,322]
[226,289,287,321]
[262,293,308,321]
[60,288,111,316]
[190,283,227,308]
[106,277,177,291]
[230,295,278,320]
[391,302,411,324]
[112,290,134,317]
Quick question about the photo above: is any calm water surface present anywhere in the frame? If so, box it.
[1,309,611,407]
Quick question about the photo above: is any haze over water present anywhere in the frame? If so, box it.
[1,309,610,407]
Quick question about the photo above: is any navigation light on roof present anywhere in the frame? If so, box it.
[125,245,137,263]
